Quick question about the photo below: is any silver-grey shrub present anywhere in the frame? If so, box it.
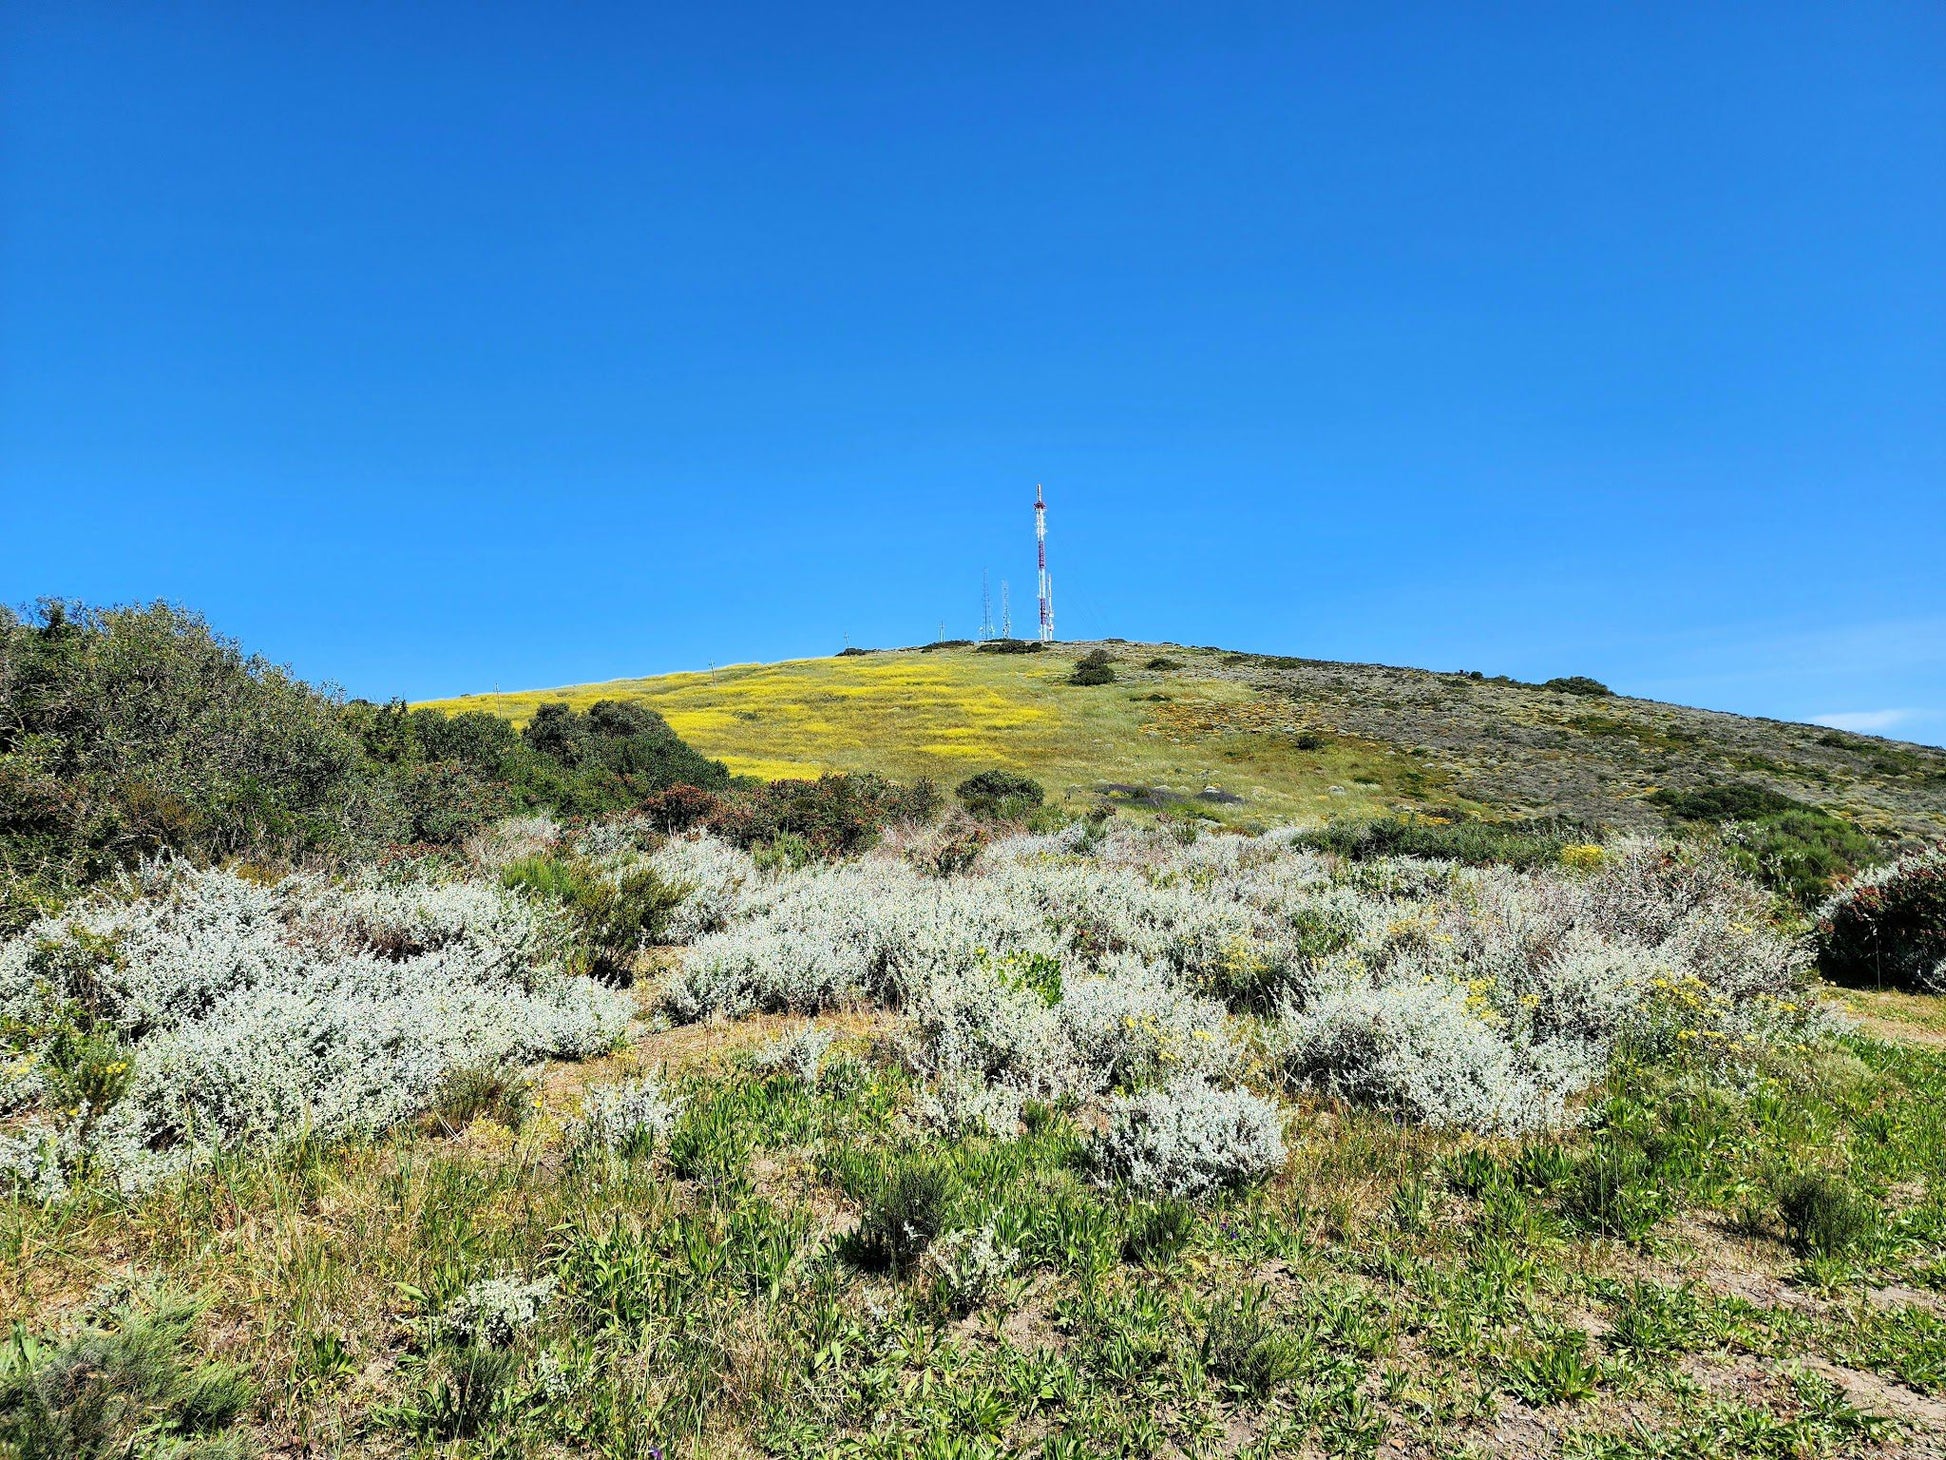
[441,1274,555,1348]
[656,823,1815,1138]
[1270,975,1589,1134]
[1057,962,1237,1093]
[0,862,629,1190]
[749,1026,835,1084]
[649,832,765,942]
[572,1074,680,1154]
[1091,1078,1287,1200]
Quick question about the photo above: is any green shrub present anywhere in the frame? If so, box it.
[639,783,723,832]
[1776,1171,1878,1257]
[1069,650,1116,686]
[0,601,734,888]
[1543,676,1612,697]
[956,770,1045,822]
[1144,656,1182,671]
[1652,783,1880,907]
[976,639,1043,655]
[0,601,368,878]
[1199,1286,1303,1399]
[503,852,686,979]
[854,1157,963,1271]
[1121,1198,1195,1265]
[520,699,730,798]
[0,1289,253,1460]
[1815,846,1946,993]
[711,773,939,857]
[1294,814,1589,871]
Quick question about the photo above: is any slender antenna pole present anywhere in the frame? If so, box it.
[1035,484,1054,642]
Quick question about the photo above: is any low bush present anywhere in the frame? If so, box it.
[751,1026,835,1084]
[708,773,939,858]
[0,863,628,1189]
[976,639,1043,655]
[1059,968,1236,1093]
[923,1222,1018,1314]
[573,1075,680,1155]
[1144,656,1182,671]
[639,783,723,833]
[1273,976,1581,1134]
[1653,783,1880,907]
[0,1288,254,1460]
[956,770,1045,821]
[1814,845,1946,992]
[440,1274,554,1349]
[1069,650,1117,686]
[1292,814,1588,871]
[1776,1170,1879,1257]
[1091,1079,1285,1200]
[502,853,687,980]
[1543,676,1612,696]
[854,1156,964,1271]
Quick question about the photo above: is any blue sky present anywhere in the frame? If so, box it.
[4,3,1942,743]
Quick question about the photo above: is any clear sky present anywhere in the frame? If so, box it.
[4,3,1942,742]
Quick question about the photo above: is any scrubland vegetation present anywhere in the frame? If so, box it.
[3,602,1944,1457]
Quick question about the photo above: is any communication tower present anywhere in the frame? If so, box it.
[1035,485,1055,642]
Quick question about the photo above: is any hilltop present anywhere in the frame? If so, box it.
[423,639,1946,847]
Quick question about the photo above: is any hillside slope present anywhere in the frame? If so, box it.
[421,641,1946,842]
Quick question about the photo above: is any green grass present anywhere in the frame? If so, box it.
[419,644,1434,825]
[418,640,1946,842]
[4,1018,1943,1457]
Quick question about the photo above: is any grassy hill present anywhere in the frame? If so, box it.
[422,640,1946,844]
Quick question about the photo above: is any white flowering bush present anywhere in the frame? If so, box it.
[1092,1078,1287,1199]
[442,1274,555,1347]
[1271,976,1590,1134]
[0,1123,73,1204]
[573,1074,681,1154]
[906,969,1070,1092]
[0,862,630,1190]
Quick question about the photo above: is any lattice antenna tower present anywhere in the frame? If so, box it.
[1035,484,1055,642]
[979,570,995,640]
[1000,581,1012,639]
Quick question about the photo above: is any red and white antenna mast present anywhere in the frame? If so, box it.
[1035,484,1054,642]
